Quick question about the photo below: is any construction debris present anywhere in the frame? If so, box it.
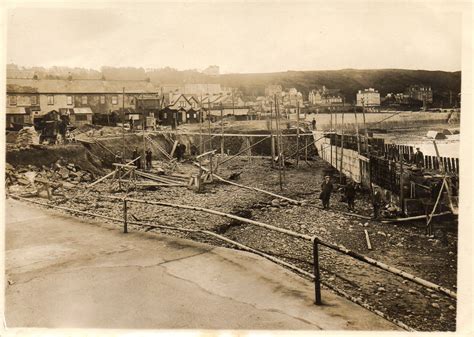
[15,127,40,149]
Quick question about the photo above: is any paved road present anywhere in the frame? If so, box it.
[5,198,399,330]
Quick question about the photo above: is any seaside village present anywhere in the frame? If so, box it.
[5,68,460,331]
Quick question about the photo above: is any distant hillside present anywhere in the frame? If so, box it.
[217,69,461,104]
[7,64,461,105]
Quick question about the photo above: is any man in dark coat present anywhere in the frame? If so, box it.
[145,149,152,170]
[179,143,187,160]
[320,176,333,209]
[372,188,383,219]
[190,143,198,156]
[132,148,141,169]
[311,118,316,130]
[344,181,356,211]
[413,147,424,168]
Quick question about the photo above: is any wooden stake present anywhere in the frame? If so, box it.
[364,230,372,250]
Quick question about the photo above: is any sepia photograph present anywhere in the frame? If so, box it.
[2,0,472,334]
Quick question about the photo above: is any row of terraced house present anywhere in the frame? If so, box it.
[5,79,254,130]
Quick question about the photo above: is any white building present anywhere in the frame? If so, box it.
[356,88,381,107]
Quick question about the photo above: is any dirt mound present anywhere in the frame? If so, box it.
[6,144,104,176]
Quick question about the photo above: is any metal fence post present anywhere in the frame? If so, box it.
[123,199,128,233]
[313,236,322,305]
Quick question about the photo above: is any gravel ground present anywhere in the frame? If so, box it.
[18,156,457,331]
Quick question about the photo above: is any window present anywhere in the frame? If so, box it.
[67,96,73,105]
[31,96,38,105]
[112,96,118,105]
[191,102,196,108]
[179,101,186,108]
[186,113,190,118]
[163,112,167,119]
[81,96,88,105]
[193,113,197,118]
[75,114,88,121]
[100,96,106,104]
[9,96,17,106]
[47,95,54,105]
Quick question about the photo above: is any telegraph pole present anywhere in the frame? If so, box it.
[296,101,300,168]
[199,94,203,153]
[270,99,275,168]
[122,87,126,162]
[220,102,224,155]
[274,94,283,190]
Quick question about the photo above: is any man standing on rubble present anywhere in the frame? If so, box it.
[311,118,317,130]
[132,148,141,169]
[372,188,383,219]
[343,181,356,211]
[319,175,333,209]
[413,147,424,168]
[145,149,152,170]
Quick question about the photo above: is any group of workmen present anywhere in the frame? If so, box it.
[131,148,153,170]
[128,142,199,168]
[319,176,384,219]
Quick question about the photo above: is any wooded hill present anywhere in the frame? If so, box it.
[218,69,461,104]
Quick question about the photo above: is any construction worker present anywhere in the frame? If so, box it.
[179,143,187,160]
[413,147,424,168]
[132,148,141,169]
[372,188,383,219]
[319,176,333,209]
[145,149,152,170]
[175,142,184,161]
[190,143,198,156]
[343,181,356,211]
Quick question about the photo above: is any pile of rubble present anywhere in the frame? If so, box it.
[15,127,39,149]
[6,160,96,199]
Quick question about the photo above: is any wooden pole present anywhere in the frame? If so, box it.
[270,101,275,167]
[142,94,146,170]
[220,103,224,156]
[340,110,345,182]
[122,87,126,161]
[199,94,203,153]
[123,199,128,233]
[296,101,300,168]
[208,96,212,152]
[275,94,283,191]
[313,238,322,305]
[361,99,372,190]
[400,155,405,214]
[278,100,289,184]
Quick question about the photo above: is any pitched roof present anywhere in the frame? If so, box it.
[7,79,160,94]
[6,107,28,115]
[72,107,93,114]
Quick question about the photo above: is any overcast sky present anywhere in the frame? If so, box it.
[6,1,465,73]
